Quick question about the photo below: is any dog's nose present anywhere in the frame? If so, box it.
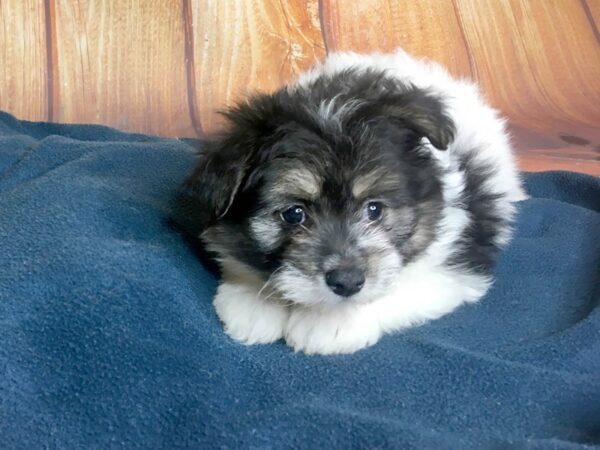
[325,268,365,297]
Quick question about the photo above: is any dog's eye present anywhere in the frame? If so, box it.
[365,201,384,221]
[281,205,306,225]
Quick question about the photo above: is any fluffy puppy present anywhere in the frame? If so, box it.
[184,49,526,355]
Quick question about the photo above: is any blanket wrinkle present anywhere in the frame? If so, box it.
[0,111,598,449]
[410,337,596,379]
[0,140,40,180]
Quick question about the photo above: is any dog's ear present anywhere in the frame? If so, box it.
[353,90,455,150]
[182,95,283,226]
[183,137,251,223]
[383,92,455,150]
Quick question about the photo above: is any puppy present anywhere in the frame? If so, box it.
[184,49,526,355]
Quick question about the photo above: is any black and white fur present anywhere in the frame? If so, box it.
[184,50,526,355]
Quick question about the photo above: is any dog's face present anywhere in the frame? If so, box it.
[185,70,453,306]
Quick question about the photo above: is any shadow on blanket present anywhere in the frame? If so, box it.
[0,111,599,449]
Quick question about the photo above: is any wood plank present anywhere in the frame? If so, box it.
[190,0,327,134]
[320,0,472,78]
[511,122,600,175]
[517,152,600,176]
[455,0,600,143]
[0,0,48,121]
[581,0,600,34]
[53,0,193,137]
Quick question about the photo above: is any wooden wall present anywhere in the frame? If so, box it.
[0,0,599,174]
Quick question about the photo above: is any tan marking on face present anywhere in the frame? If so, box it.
[352,170,403,200]
[274,167,321,199]
[352,171,383,199]
[250,216,282,251]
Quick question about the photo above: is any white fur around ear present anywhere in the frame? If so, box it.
[297,49,526,201]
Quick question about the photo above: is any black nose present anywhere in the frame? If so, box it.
[325,268,365,297]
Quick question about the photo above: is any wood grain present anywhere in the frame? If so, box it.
[455,0,600,141]
[190,0,326,134]
[454,0,600,174]
[582,0,600,34]
[517,151,600,176]
[52,0,193,136]
[321,0,472,78]
[0,0,597,174]
[0,0,48,121]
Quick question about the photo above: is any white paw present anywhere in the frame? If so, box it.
[214,282,289,345]
[285,304,382,355]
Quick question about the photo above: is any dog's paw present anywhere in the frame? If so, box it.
[214,282,289,345]
[285,304,382,355]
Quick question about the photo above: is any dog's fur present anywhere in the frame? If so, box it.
[184,50,526,354]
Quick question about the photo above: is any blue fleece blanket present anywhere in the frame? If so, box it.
[0,110,598,449]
